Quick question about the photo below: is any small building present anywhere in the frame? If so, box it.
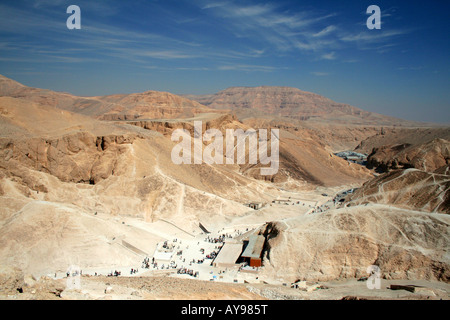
[212,242,243,268]
[240,234,265,268]
[152,250,173,262]
[272,199,291,205]
[152,242,174,263]
[246,202,263,210]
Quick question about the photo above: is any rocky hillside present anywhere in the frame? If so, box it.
[0,79,373,188]
[366,138,449,173]
[86,91,215,120]
[345,168,449,214]
[1,73,447,281]
[258,165,449,283]
[122,113,372,187]
[185,86,418,126]
[0,96,265,274]
[355,127,450,154]
[260,204,450,282]
[0,74,216,121]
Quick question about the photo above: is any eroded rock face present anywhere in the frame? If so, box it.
[0,266,25,295]
[346,168,449,214]
[124,113,372,187]
[185,86,413,125]
[355,127,450,154]
[260,168,448,283]
[125,113,240,137]
[96,91,213,120]
[0,132,137,184]
[367,138,450,173]
[261,205,450,283]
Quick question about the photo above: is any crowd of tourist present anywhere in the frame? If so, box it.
[60,228,254,281]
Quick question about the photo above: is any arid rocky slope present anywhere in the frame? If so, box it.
[185,86,420,126]
[0,75,374,188]
[0,74,449,288]
[258,166,449,284]
[0,74,217,121]
[261,204,450,283]
[0,77,368,276]
[355,127,450,154]
[345,168,449,214]
[0,100,265,275]
[366,138,449,173]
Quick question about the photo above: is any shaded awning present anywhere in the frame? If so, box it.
[241,234,265,259]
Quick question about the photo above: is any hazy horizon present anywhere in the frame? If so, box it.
[0,0,449,123]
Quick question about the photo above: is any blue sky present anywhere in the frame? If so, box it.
[0,0,449,123]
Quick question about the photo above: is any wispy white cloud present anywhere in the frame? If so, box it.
[129,50,200,60]
[0,0,411,69]
[200,1,339,53]
[218,64,280,72]
[201,2,227,10]
[233,4,272,17]
[313,25,337,37]
[340,29,407,42]
[0,2,207,65]
[321,52,336,60]
[32,0,66,9]
[311,71,330,76]
[198,0,410,62]
[397,66,424,71]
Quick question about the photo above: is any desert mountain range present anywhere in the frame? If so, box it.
[184,86,429,126]
[0,74,448,298]
[0,75,215,121]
